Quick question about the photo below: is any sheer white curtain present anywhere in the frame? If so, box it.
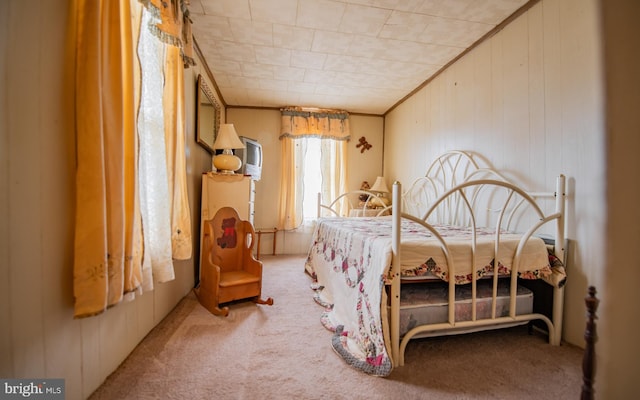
[137,7,175,286]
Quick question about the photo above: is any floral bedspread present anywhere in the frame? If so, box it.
[305,216,561,376]
[306,217,395,376]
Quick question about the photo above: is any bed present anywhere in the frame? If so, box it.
[305,151,567,376]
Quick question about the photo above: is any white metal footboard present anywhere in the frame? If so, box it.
[389,175,566,367]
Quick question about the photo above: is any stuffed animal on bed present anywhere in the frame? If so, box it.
[358,181,371,203]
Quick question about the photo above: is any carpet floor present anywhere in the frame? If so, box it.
[89,255,583,400]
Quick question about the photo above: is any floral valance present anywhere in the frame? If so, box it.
[280,107,351,141]
[139,0,195,67]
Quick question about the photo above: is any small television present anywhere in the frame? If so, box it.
[235,136,262,181]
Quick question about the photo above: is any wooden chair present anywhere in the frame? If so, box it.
[195,207,273,316]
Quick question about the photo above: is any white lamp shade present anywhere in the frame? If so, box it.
[213,124,245,150]
[370,176,389,193]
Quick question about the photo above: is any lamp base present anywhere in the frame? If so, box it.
[371,195,391,207]
[213,153,242,174]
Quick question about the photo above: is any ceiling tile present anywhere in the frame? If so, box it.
[260,78,289,91]
[345,0,425,13]
[240,63,275,79]
[296,0,347,31]
[420,18,493,47]
[209,59,243,75]
[228,75,263,89]
[323,54,365,74]
[303,69,337,84]
[346,35,397,60]
[272,66,307,81]
[249,0,298,24]
[315,84,345,96]
[464,0,528,24]
[190,14,234,41]
[338,4,391,35]
[228,19,273,46]
[199,0,251,19]
[311,31,356,55]
[378,11,433,41]
[416,0,527,24]
[291,50,328,69]
[215,41,256,63]
[272,25,315,50]
[287,81,318,93]
[254,46,292,67]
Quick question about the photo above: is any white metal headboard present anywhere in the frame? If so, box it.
[402,150,509,221]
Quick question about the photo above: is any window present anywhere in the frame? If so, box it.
[277,108,350,230]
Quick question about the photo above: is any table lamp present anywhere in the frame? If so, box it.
[370,176,391,207]
[213,124,245,174]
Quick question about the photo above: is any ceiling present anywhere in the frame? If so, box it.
[189,0,530,115]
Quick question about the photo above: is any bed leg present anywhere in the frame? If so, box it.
[551,286,565,345]
[390,181,402,366]
[581,286,599,400]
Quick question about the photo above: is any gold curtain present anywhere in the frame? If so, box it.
[71,0,194,317]
[140,0,181,45]
[70,0,142,318]
[277,138,303,230]
[181,1,196,67]
[140,0,195,67]
[278,108,350,230]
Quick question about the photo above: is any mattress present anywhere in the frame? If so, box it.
[398,279,534,337]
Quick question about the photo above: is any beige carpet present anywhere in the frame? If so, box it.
[89,255,583,400]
